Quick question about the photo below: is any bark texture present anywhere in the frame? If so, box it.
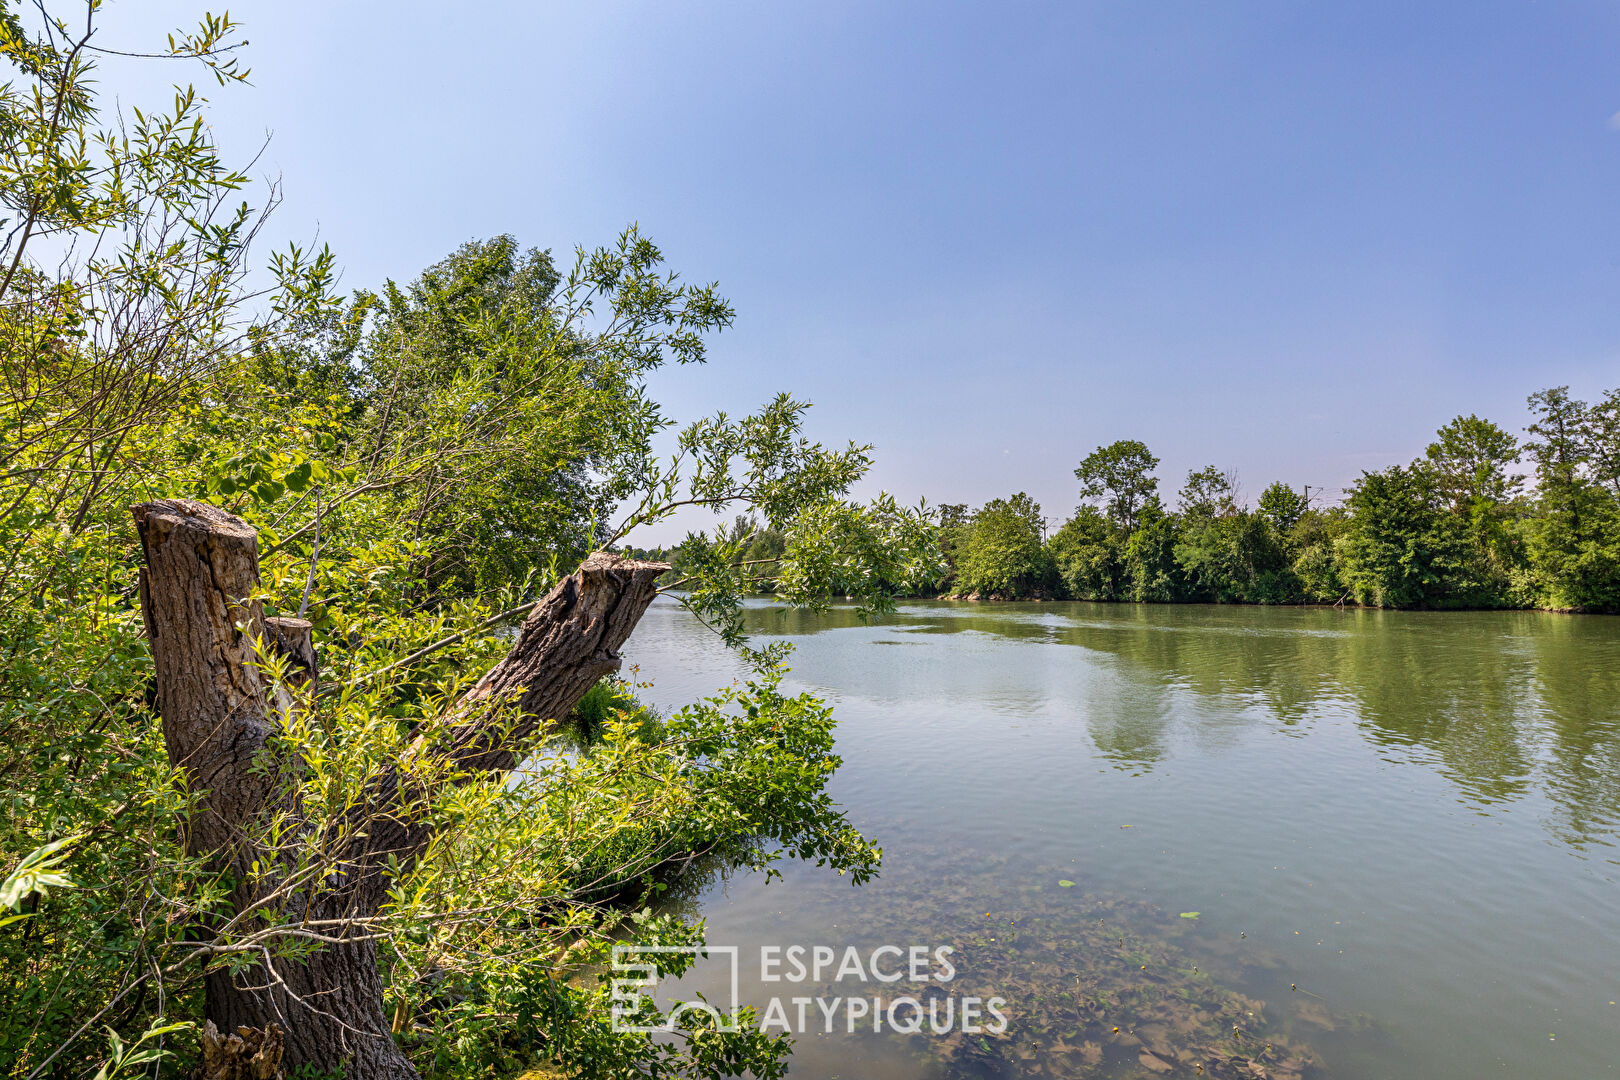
[196,1021,284,1080]
[263,616,317,692]
[135,500,275,865]
[132,499,669,1080]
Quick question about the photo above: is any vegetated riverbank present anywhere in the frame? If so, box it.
[3,15,903,1072]
[931,396,1620,614]
[641,391,1620,614]
[930,590,1616,615]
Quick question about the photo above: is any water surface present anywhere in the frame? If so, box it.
[624,598,1620,1079]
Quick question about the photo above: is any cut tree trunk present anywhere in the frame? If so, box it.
[133,499,668,1079]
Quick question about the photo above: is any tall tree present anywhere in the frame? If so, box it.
[1525,386,1593,542]
[0,7,939,1077]
[955,493,1051,598]
[1075,439,1160,533]
[1423,414,1523,576]
[1340,465,1478,608]
[333,232,733,594]
[1425,414,1522,511]
[1586,388,1620,496]
[1522,386,1620,609]
[1257,481,1306,533]
[1178,465,1240,519]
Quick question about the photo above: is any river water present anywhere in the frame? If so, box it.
[622,597,1620,1080]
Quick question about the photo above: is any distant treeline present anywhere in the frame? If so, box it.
[642,384,1620,612]
[941,385,1620,611]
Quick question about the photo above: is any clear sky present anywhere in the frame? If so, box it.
[102,1,1620,538]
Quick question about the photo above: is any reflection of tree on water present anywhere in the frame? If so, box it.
[738,601,1620,849]
[1526,620,1620,847]
[1336,611,1540,808]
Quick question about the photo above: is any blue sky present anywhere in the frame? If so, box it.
[104,1,1620,537]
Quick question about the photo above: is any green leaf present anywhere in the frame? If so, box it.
[1179,912,1200,919]
[1058,879,1075,888]
[283,461,313,492]
[1,833,84,909]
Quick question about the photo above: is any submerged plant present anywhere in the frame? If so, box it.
[780,853,1338,1080]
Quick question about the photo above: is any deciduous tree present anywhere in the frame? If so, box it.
[1075,439,1161,534]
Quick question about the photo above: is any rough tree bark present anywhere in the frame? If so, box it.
[134,499,669,1079]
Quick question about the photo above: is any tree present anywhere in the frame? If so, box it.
[1425,414,1522,510]
[936,502,971,583]
[1340,465,1479,608]
[0,8,941,1077]
[1525,387,1591,540]
[1520,386,1620,610]
[1047,506,1124,600]
[1419,413,1523,584]
[1175,474,1298,603]
[1174,511,1295,603]
[1075,439,1160,533]
[1123,501,1183,602]
[1586,388,1620,496]
[1289,506,1349,602]
[127,391,924,1079]
[955,493,1051,598]
[134,506,670,1077]
[1258,482,1306,534]
[1178,466,1240,519]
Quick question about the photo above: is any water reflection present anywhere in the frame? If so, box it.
[631,598,1620,1080]
[744,600,1620,849]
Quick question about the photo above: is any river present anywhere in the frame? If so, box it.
[622,597,1620,1079]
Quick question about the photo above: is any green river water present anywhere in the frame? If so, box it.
[622,597,1620,1080]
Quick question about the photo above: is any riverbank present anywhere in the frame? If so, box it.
[929,591,1616,614]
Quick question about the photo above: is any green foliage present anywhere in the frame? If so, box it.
[330,231,735,594]
[953,493,1052,598]
[1418,414,1523,590]
[0,6,922,1077]
[378,672,878,1079]
[1339,464,1485,608]
[91,1022,194,1080]
[1258,481,1306,533]
[1289,508,1350,602]
[1122,505,1183,603]
[939,408,1619,612]
[566,677,664,746]
[1426,413,1521,509]
[1046,506,1124,600]
[1074,439,1161,533]
[1589,387,1620,496]
[1177,466,1239,519]
[0,833,81,914]
[1175,511,1295,604]
[1514,386,1620,609]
